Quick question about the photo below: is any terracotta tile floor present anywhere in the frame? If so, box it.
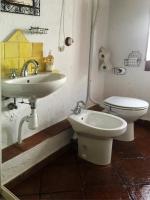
[8,123,150,200]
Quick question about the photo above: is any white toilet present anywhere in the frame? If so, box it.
[104,96,149,141]
[68,110,127,165]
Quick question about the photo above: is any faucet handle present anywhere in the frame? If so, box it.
[10,68,18,79]
[71,100,86,115]
[77,101,86,108]
[32,63,40,75]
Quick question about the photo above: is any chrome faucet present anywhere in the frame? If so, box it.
[72,101,86,114]
[20,59,39,77]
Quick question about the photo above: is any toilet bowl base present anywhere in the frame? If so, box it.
[115,122,134,141]
[78,134,113,165]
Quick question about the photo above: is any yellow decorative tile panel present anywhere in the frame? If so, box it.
[7,30,28,42]
[32,43,43,57]
[0,43,4,77]
[1,30,44,77]
[4,43,19,58]
[0,43,4,60]
[19,43,32,58]
[18,58,26,69]
[4,58,18,68]
[3,58,19,76]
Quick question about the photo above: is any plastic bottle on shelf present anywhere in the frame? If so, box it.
[44,50,55,72]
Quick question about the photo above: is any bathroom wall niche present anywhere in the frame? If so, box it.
[1,0,40,16]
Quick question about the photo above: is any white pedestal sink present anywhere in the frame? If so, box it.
[2,72,67,99]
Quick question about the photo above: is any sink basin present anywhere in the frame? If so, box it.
[2,72,67,99]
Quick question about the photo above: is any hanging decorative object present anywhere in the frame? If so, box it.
[65,37,74,46]
[58,0,66,52]
[1,0,40,16]
[64,0,75,47]
[58,0,75,52]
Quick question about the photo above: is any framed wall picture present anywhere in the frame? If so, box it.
[1,0,40,16]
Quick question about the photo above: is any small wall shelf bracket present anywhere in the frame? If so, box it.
[28,26,49,34]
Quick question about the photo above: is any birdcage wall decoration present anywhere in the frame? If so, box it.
[124,51,142,67]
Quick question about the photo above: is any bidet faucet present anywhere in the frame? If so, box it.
[20,59,39,77]
[72,101,86,114]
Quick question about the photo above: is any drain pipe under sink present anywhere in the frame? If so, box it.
[18,99,38,144]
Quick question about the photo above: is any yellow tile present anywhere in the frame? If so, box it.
[39,65,45,72]
[19,43,32,58]
[7,30,28,42]
[18,58,27,73]
[11,59,19,69]
[3,59,19,76]
[0,57,4,77]
[40,63,45,72]
[0,43,4,77]
[18,58,26,68]
[1,30,45,76]
[4,42,19,58]
[1,58,4,78]
[0,42,4,60]
[39,57,45,72]
[4,58,18,68]
[3,67,10,77]
[32,43,43,57]
[1,59,5,68]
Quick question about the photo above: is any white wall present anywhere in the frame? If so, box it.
[104,0,150,120]
[1,0,89,148]
[1,0,109,148]
[0,0,110,184]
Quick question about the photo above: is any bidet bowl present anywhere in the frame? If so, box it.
[68,110,127,165]
[68,110,127,138]
[2,72,67,99]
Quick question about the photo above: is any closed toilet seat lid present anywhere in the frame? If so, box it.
[104,96,149,110]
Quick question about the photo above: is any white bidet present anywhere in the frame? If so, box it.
[68,110,127,165]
